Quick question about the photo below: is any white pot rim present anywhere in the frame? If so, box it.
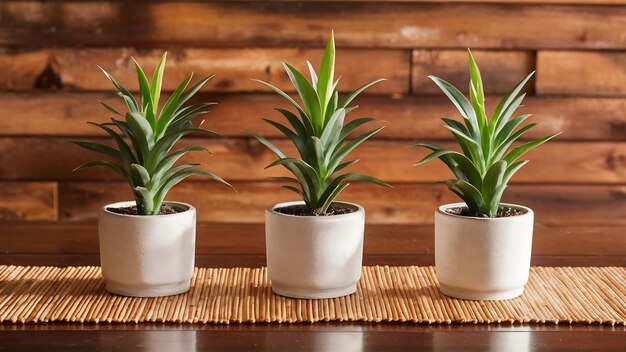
[102,201,195,219]
[267,200,364,220]
[437,202,533,222]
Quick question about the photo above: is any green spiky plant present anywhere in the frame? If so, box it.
[414,50,561,217]
[249,32,391,214]
[73,53,231,215]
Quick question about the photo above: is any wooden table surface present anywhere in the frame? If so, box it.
[1,223,625,351]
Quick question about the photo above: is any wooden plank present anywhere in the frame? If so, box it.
[537,51,626,96]
[1,2,625,49]
[2,93,623,140]
[0,253,624,268]
[57,182,626,225]
[0,48,409,93]
[0,222,623,257]
[7,329,626,352]
[7,0,621,4]
[412,50,534,94]
[0,50,52,90]
[217,0,626,3]
[29,1,625,4]
[1,323,623,333]
[0,137,623,184]
[0,137,617,183]
[0,182,56,220]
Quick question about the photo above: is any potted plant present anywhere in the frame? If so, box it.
[73,53,231,297]
[414,50,561,300]
[250,32,391,299]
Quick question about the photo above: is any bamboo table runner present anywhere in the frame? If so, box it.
[0,265,624,325]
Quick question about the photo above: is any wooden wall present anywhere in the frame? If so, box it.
[0,1,625,263]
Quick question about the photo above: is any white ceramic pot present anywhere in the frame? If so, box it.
[435,202,534,300]
[265,201,365,299]
[99,201,196,297]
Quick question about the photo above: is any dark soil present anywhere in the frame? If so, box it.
[446,206,526,218]
[274,204,356,216]
[107,204,182,216]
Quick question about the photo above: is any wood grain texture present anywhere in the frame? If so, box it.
[2,93,624,140]
[2,323,624,332]
[2,138,625,184]
[412,50,535,94]
[0,48,408,93]
[0,182,57,221]
[58,182,626,225]
[7,0,622,3]
[5,329,624,352]
[214,0,626,3]
[537,51,626,96]
[0,323,624,352]
[1,222,624,257]
[24,0,626,4]
[1,2,625,49]
[0,0,624,270]
[2,253,624,268]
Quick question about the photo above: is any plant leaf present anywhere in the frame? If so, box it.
[156,74,193,135]
[428,75,478,138]
[248,131,287,158]
[132,57,156,128]
[331,159,359,174]
[87,122,136,167]
[275,108,312,137]
[503,132,562,164]
[282,185,304,198]
[99,66,138,112]
[150,52,167,112]
[74,160,131,184]
[99,101,122,116]
[338,117,377,142]
[448,179,484,215]
[328,127,384,171]
[130,163,151,188]
[252,79,305,116]
[317,31,335,115]
[126,112,154,154]
[318,172,390,210]
[133,186,155,215]
[306,60,318,89]
[338,79,386,109]
[283,62,322,133]
[490,73,534,133]
[482,161,507,216]
[72,141,121,161]
[414,148,482,187]
[263,118,306,157]
[320,108,345,150]
[319,182,349,214]
[177,74,215,109]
